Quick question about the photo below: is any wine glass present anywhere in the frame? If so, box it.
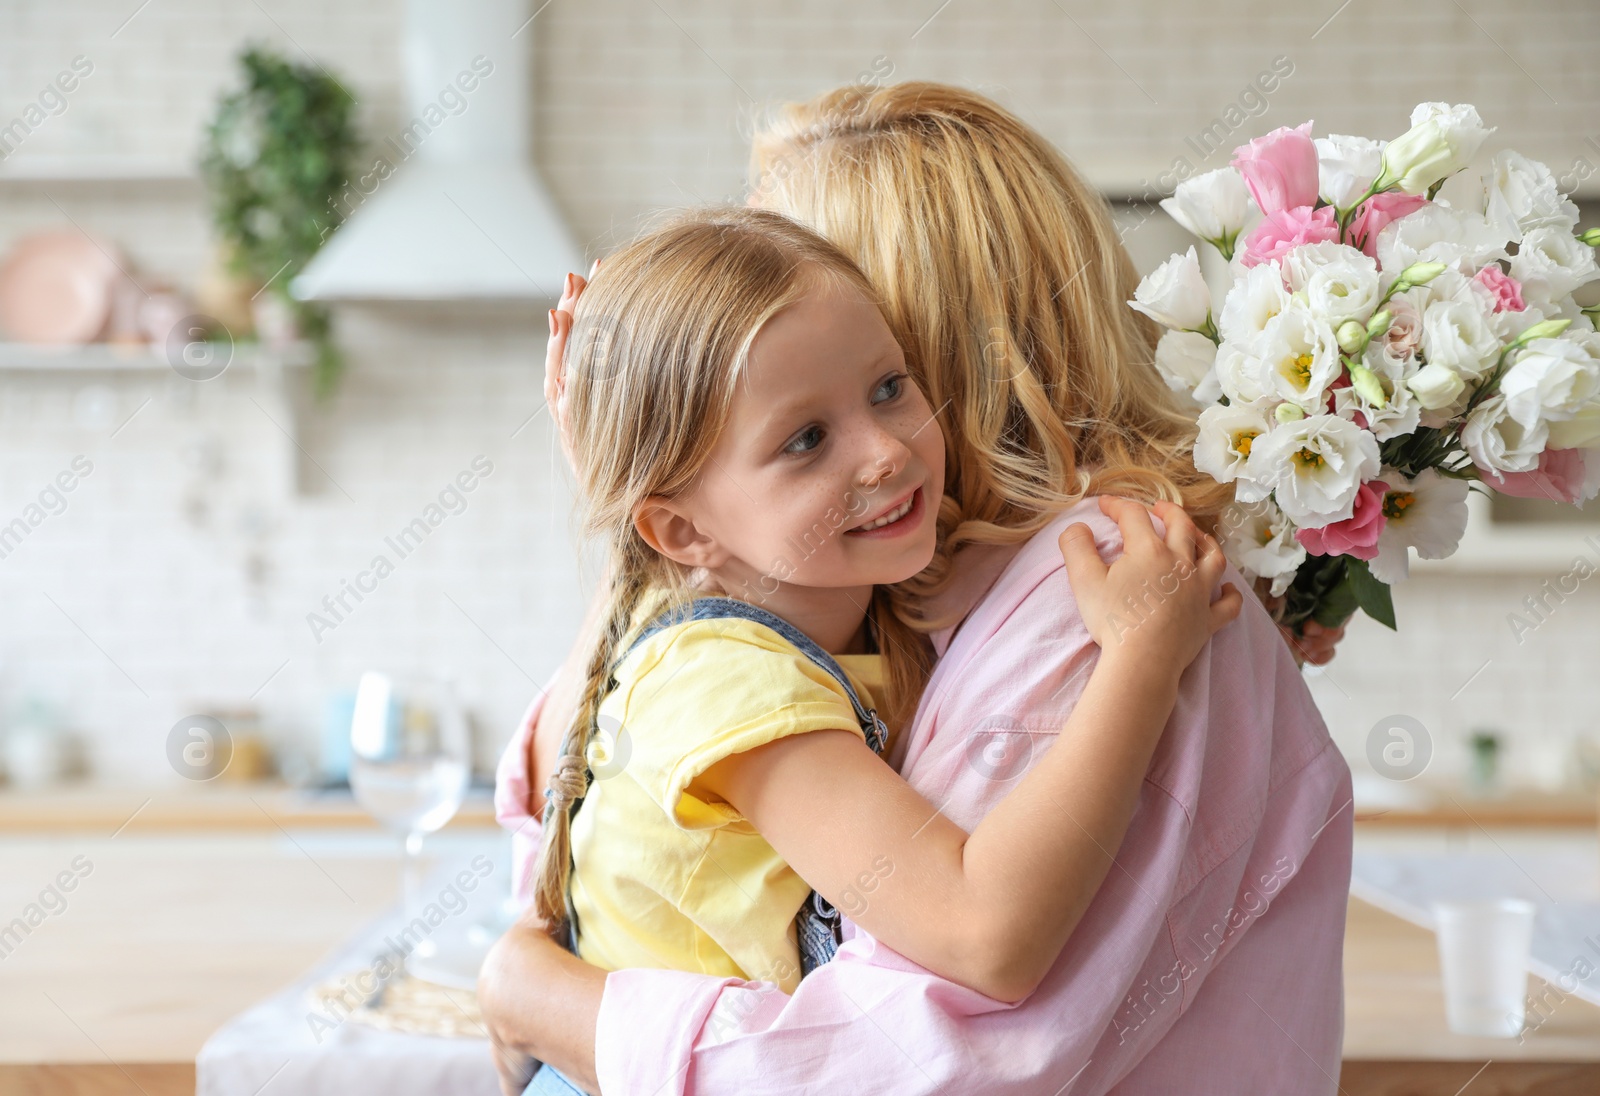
[349,669,471,960]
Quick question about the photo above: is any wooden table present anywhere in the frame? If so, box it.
[0,831,403,1096]
[4,789,1600,1095]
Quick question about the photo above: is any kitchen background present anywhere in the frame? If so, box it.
[0,0,1597,795]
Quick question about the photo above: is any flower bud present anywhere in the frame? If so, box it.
[1375,104,1492,196]
[1406,362,1467,410]
[1337,319,1369,356]
[1347,362,1389,409]
[1274,402,1306,424]
[1394,261,1448,289]
[1579,227,1600,248]
[1509,318,1573,348]
[1365,310,1394,340]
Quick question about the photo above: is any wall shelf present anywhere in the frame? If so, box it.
[0,157,198,184]
[0,341,309,371]
[0,340,320,497]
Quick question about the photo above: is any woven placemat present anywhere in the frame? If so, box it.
[308,971,484,1039]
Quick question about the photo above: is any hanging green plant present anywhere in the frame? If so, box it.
[199,44,358,399]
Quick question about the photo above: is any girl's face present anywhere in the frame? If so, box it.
[649,276,945,601]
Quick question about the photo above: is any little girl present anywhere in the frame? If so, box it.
[532,206,1241,1007]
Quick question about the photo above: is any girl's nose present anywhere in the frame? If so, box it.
[858,460,893,488]
[858,431,910,488]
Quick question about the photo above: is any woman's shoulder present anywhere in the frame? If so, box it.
[952,495,1278,663]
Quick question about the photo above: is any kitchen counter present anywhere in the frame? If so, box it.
[3,828,1598,1095]
[0,780,499,833]
[1353,779,1600,828]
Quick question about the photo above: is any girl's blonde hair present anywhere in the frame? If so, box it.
[751,81,1234,628]
[532,206,933,929]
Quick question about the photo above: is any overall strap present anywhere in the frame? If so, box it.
[612,595,887,976]
[616,596,889,753]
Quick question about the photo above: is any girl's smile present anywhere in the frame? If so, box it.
[844,485,926,539]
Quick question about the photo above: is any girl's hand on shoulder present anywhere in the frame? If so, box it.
[545,261,598,471]
[1058,496,1242,668]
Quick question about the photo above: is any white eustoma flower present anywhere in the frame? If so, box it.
[1260,305,1343,411]
[1379,102,1494,196]
[1315,134,1387,209]
[1509,226,1600,301]
[1129,246,1212,331]
[1480,150,1580,242]
[1160,168,1252,251]
[1214,339,1271,405]
[1376,202,1510,275]
[1218,262,1291,345]
[1499,336,1600,432]
[1549,405,1600,449]
[1239,413,1382,527]
[1541,331,1600,448]
[1195,401,1274,484]
[1367,469,1471,584]
[1462,393,1549,474]
[1406,361,1468,410]
[1334,340,1422,441]
[1217,497,1306,598]
[1420,295,1503,380]
[1282,243,1382,325]
[1153,329,1218,398]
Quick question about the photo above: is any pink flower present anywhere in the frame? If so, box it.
[1346,192,1428,257]
[1296,479,1388,560]
[1231,121,1320,216]
[1487,448,1598,504]
[1381,296,1423,358]
[1473,264,1526,313]
[1238,205,1341,268]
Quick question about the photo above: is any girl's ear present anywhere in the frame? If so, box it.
[634,497,726,570]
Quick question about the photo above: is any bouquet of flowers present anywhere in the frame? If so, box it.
[1135,102,1600,633]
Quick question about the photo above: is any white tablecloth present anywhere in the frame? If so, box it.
[197,846,505,1096]
[1351,840,1600,1008]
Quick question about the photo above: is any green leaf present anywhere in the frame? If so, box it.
[1310,562,1361,630]
[1344,557,1396,630]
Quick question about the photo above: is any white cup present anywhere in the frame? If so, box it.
[1432,898,1537,1038]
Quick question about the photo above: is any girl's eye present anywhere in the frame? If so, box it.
[872,373,906,404]
[783,424,825,455]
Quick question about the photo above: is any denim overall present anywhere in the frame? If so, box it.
[524,597,888,1095]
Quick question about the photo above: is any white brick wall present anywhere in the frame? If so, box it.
[0,0,1597,786]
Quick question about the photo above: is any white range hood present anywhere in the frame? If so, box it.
[291,0,583,302]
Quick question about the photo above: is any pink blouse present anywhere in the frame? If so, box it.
[494,496,1353,1094]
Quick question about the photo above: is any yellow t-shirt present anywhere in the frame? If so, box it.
[566,615,884,994]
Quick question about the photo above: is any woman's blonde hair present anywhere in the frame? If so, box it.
[751,81,1233,627]
[532,206,933,929]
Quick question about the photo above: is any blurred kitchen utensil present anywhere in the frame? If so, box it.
[137,283,195,346]
[348,671,470,965]
[3,697,68,788]
[193,242,257,337]
[0,229,124,344]
[1433,898,1536,1038]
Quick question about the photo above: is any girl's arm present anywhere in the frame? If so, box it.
[698,497,1242,1004]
